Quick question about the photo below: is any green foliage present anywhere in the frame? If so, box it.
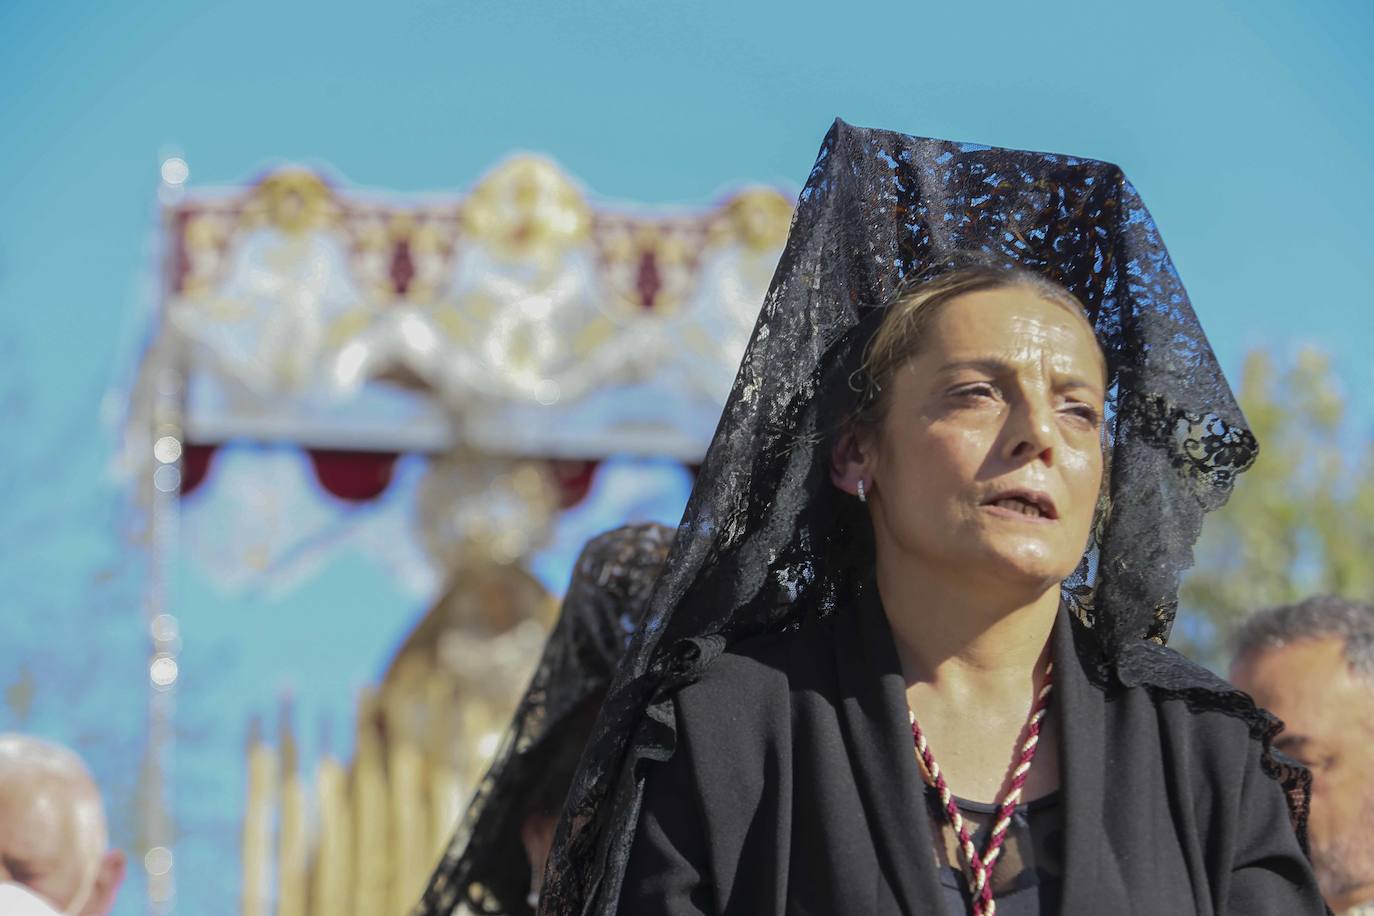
[1176,349,1374,668]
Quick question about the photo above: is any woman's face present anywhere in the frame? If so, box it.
[845,286,1106,592]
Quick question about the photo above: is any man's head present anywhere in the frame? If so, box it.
[0,735,125,916]
[1230,596,1374,913]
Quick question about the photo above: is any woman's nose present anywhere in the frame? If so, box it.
[1006,398,1056,463]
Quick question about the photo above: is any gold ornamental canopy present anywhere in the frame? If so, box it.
[138,155,794,466]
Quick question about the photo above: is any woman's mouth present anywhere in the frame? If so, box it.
[980,489,1058,521]
[992,497,1044,518]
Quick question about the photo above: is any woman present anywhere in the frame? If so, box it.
[412,522,674,916]
[539,121,1326,915]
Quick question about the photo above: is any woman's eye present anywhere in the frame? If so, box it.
[1062,403,1101,425]
[952,383,997,400]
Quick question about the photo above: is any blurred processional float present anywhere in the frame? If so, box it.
[122,155,793,915]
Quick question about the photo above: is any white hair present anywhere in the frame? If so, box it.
[0,734,108,912]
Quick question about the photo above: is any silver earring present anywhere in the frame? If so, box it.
[857,479,867,503]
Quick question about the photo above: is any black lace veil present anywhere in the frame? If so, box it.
[414,522,675,916]
[541,119,1303,915]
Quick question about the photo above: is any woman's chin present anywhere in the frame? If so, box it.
[971,540,1076,592]
[900,527,1079,593]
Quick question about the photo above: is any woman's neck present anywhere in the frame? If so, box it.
[875,556,1060,693]
[876,556,1064,803]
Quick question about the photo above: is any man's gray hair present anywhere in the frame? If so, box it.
[1232,595,1374,677]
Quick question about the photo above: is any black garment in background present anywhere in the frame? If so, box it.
[619,596,1325,915]
[415,523,675,916]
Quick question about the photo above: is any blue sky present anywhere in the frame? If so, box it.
[2,0,1371,435]
[1,0,1371,912]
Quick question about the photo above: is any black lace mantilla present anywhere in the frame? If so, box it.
[541,120,1303,915]
[414,523,674,916]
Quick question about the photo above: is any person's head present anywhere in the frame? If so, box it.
[830,263,1108,602]
[1229,596,1374,913]
[0,735,126,916]
[516,690,607,894]
[512,525,676,902]
[417,522,676,916]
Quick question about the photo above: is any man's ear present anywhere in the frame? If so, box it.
[84,850,124,916]
[830,426,874,497]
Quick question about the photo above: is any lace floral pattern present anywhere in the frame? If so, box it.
[541,121,1301,915]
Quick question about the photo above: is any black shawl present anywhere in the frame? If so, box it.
[619,595,1325,914]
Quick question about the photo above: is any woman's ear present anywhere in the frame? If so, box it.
[830,427,873,497]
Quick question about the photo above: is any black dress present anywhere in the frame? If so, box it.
[923,787,1064,915]
[619,597,1326,915]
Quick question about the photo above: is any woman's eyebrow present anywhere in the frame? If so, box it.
[937,358,1015,375]
[1056,373,1106,396]
[938,359,1105,393]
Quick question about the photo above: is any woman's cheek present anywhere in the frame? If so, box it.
[1060,444,1104,527]
[941,423,998,473]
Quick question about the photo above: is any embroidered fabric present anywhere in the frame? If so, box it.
[541,119,1306,915]
[413,522,675,916]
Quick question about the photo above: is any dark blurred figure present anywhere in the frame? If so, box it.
[0,734,126,916]
[413,521,674,916]
[1231,596,1374,915]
